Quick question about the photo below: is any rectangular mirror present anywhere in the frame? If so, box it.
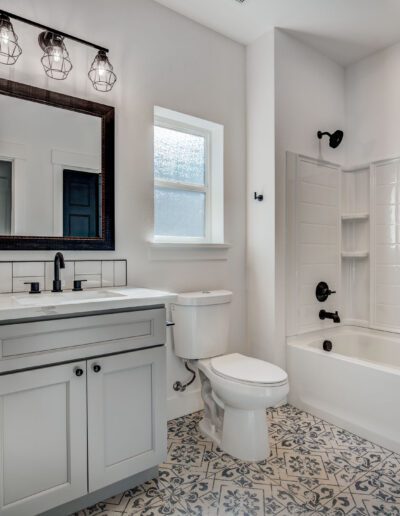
[0,79,114,250]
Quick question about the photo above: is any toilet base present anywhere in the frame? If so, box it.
[221,407,270,462]
[199,418,222,448]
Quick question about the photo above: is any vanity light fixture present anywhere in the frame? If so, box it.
[0,13,22,65]
[0,9,117,91]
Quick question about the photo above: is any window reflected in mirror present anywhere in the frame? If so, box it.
[0,160,12,236]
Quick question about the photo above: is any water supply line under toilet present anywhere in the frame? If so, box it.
[173,360,197,392]
[166,318,197,392]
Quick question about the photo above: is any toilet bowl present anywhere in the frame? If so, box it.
[197,354,289,461]
[171,290,289,462]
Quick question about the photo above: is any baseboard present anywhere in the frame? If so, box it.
[167,388,203,420]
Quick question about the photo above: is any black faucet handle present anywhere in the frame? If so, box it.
[73,279,87,292]
[24,282,41,294]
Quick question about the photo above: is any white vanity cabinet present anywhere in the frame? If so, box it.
[87,347,166,492]
[0,362,88,516]
[0,304,168,516]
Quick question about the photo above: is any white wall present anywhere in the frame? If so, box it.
[246,31,276,364]
[346,40,400,166]
[0,0,247,418]
[247,29,346,367]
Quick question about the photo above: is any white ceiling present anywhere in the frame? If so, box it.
[154,0,400,66]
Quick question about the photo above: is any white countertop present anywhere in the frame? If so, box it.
[0,288,177,324]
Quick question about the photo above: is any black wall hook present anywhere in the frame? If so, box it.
[254,192,264,202]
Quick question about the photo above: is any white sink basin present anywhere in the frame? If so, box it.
[15,290,127,306]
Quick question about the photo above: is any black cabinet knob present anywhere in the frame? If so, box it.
[74,367,84,377]
[92,364,101,373]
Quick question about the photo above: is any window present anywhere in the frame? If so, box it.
[154,107,224,243]
[0,160,12,235]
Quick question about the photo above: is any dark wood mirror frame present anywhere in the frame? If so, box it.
[0,78,115,251]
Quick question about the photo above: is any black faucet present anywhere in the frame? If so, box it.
[319,310,341,323]
[52,252,65,293]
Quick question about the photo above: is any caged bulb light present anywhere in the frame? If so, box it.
[38,31,72,80]
[0,13,22,65]
[88,50,117,92]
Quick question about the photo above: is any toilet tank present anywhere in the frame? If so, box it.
[171,290,233,359]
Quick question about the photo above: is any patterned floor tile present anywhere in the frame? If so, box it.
[76,405,400,516]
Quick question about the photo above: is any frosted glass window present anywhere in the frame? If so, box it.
[153,107,224,243]
[155,188,205,237]
[154,126,206,185]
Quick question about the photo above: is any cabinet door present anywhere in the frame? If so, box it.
[0,363,87,516]
[87,347,166,491]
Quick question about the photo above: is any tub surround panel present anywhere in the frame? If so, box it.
[286,153,341,336]
[0,260,127,293]
[371,158,400,332]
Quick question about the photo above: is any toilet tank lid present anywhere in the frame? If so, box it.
[175,290,233,306]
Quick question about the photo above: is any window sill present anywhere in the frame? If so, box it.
[148,241,231,261]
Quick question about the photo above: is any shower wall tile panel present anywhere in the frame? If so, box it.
[287,154,341,335]
[0,260,127,293]
[372,158,400,330]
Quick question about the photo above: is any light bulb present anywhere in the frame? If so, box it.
[88,50,117,92]
[0,14,22,65]
[38,31,72,80]
[0,28,9,44]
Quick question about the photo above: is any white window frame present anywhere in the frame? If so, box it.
[153,106,224,244]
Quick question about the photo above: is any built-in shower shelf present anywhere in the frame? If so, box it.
[341,251,369,259]
[341,213,369,221]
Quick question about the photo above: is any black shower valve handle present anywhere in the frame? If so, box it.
[316,281,336,302]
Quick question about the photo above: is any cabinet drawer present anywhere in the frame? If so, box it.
[0,307,166,357]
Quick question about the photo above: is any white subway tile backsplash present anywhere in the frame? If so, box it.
[0,259,127,293]
[114,261,127,287]
[75,261,102,275]
[101,261,114,287]
[0,263,12,293]
[13,262,44,278]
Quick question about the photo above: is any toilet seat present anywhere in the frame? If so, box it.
[210,353,288,387]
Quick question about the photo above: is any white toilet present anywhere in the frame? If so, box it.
[171,290,289,462]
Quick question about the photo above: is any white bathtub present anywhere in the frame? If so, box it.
[287,326,400,453]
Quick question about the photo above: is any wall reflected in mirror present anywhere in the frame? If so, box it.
[0,94,102,238]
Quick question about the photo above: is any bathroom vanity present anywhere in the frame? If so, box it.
[0,288,175,516]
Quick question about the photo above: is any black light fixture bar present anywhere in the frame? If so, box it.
[0,9,109,53]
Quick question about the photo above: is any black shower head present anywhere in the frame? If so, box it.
[317,130,344,149]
